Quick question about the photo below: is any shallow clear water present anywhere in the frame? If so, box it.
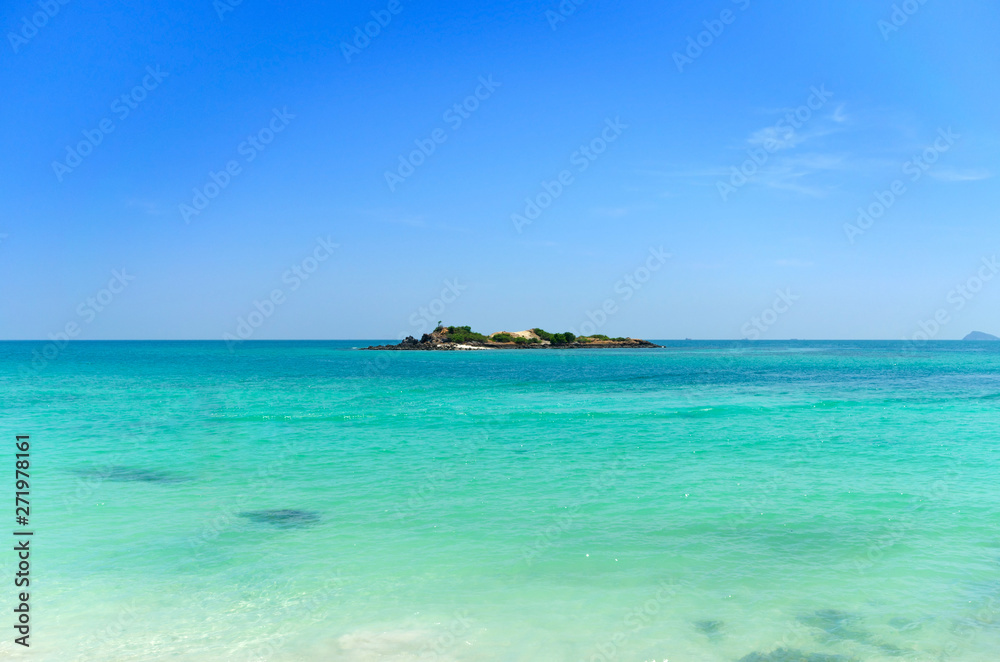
[2,341,999,661]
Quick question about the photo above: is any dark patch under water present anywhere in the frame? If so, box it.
[238,509,320,527]
[73,466,188,484]
[737,648,855,662]
[798,609,904,656]
[800,609,864,638]
[889,616,924,632]
[694,619,724,636]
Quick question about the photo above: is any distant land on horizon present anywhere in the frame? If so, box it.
[5,335,1000,342]
[962,331,1000,341]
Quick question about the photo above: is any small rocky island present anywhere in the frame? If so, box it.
[364,326,661,350]
[963,331,1000,341]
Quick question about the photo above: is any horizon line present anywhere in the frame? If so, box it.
[0,338,994,343]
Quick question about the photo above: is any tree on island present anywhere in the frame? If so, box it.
[532,328,576,344]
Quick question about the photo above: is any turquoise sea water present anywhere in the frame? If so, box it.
[2,341,1000,661]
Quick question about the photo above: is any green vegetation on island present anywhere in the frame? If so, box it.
[443,326,490,343]
[363,325,660,350]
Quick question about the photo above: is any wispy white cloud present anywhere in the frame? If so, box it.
[742,101,847,153]
[641,102,976,202]
[733,153,853,197]
[716,102,854,193]
[747,125,802,151]
[654,106,852,199]
[928,168,993,182]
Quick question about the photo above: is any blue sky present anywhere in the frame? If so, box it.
[2,0,998,340]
